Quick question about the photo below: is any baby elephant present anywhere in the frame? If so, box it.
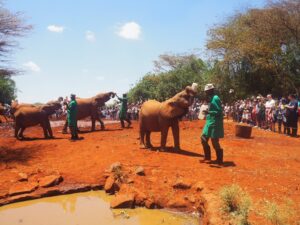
[14,101,61,140]
[139,84,197,151]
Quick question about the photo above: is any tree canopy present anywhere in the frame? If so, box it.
[206,0,300,97]
[0,3,31,104]
[128,54,208,102]
[129,0,300,103]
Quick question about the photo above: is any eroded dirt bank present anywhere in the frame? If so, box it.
[0,120,300,224]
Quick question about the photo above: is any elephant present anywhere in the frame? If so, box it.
[139,85,197,151]
[62,92,115,133]
[14,101,62,140]
[11,101,36,117]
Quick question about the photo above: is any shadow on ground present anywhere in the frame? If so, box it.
[144,147,203,158]
[0,146,37,164]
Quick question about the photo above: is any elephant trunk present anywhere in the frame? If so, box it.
[41,102,61,116]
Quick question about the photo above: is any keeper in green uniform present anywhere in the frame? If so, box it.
[117,93,132,128]
[65,94,80,140]
[201,84,224,164]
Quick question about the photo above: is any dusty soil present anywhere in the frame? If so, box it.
[0,119,299,224]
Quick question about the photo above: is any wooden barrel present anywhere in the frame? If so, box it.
[235,124,252,138]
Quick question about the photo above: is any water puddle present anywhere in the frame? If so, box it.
[0,191,199,225]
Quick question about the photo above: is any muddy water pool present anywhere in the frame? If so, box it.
[0,191,199,225]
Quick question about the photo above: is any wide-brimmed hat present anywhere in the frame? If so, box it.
[70,94,76,98]
[204,83,215,91]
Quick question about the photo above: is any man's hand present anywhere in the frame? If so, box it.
[202,109,209,115]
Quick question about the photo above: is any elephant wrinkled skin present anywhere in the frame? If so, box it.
[62,92,115,132]
[139,86,197,151]
[14,101,62,140]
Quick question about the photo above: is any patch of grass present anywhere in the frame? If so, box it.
[260,199,295,225]
[219,184,252,225]
[112,166,125,182]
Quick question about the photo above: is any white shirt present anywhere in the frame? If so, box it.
[265,99,275,109]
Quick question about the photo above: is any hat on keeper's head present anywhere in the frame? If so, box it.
[70,94,76,98]
[204,83,215,91]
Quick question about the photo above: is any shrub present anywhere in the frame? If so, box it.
[261,199,295,225]
[219,184,252,225]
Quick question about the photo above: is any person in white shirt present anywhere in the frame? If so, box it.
[265,94,275,131]
[224,103,230,120]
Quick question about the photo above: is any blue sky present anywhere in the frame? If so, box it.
[7,0,265,103]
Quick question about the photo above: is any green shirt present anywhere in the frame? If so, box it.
[202,95,224,138]
[67,100,78,127]
[118,97,128,120]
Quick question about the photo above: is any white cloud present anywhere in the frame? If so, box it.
[96,76,105,81]
[23,61,41,72]
[47,25,64,33]
[86,30,96,42]
[117,22,141,40]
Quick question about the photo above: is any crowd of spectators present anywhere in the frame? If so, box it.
[229,94,299,137]
[100,94,299,138]
[100,101,143,121]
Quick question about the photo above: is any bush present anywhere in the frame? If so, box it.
[219,184,252,225]
[260,199,295,225]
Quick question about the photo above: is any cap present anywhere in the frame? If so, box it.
[204,84,215,91]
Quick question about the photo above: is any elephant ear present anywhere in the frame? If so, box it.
[160,100,186,119]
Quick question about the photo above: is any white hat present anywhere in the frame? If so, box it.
[191,83,198,92]
[204,83,215,91]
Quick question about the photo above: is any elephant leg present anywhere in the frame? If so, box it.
[139,129,146,148]
[19,127,26,139]
[97,116,105,130]
[91,116,96,131]
[62,120,68,134]
[160,127,169,150]
[41,123,49,138]
[146,131,153,148]
[15,124,21,139]
[171,121,180,150]
[46,120,54,138]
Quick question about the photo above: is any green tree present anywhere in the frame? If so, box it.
[0,75,16,104]
[206,0,300,97]
[128,54,208,102]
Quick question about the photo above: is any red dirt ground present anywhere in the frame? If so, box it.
[0,119,300,224]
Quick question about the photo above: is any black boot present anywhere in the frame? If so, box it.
[201,136,211,161]
[216,149,223,164]
[203,146,211,160]
[120,120,125,128]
